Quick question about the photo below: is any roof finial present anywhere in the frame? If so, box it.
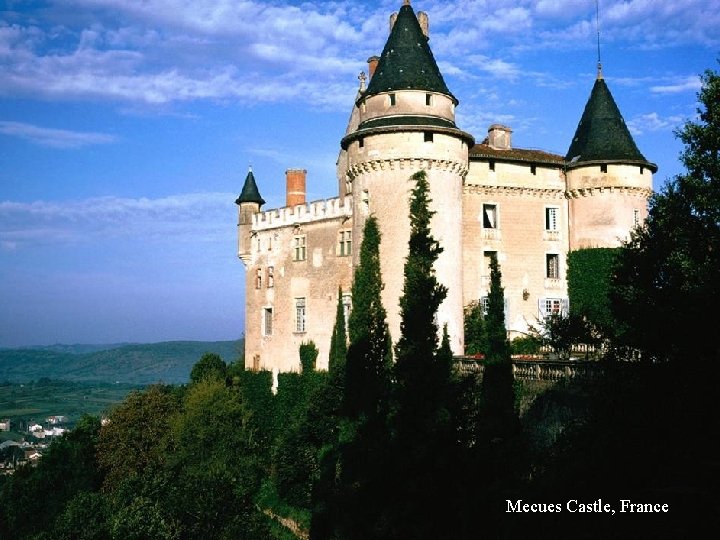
[358,71,367,91]
[596,0,603,79]
[404,0,410,5]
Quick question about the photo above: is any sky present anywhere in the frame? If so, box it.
[0,0,717,347]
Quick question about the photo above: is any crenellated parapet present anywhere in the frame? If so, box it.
[252,195,353,231]
[347,157,467,180]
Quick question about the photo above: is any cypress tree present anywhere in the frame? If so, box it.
[312,216,392,540]
[485,252,511,363]
[328,286,348,377]
[388,170,464,539]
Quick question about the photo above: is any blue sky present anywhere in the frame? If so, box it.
[1,0,717,347]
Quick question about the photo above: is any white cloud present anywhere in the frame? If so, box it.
[627,112,685,135]
[651,76,702,95]
[0,192,237,248]
[0,120,117,148]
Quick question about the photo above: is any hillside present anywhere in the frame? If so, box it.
[0,340,243,385]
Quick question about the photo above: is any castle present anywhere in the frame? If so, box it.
[236,1,656,373]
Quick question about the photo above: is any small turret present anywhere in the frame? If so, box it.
[235,167,265,266]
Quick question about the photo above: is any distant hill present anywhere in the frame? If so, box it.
[0,340,244,385]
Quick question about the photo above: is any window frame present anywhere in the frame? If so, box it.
[263,307,273,336]
[546,253,560,279]
[294,297,307,333]
[293,235,307,262]
[545,206,559,231]
[482,203,498,229]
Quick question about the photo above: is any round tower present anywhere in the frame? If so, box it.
[565,73,657,249]
[341,1,473,354]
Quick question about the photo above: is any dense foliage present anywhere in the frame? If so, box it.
[567,248,619,334]
[611,65,720,363]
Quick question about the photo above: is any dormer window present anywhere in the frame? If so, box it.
[424,132,433,143]
[601,164,608,173]
[531,165,537,175]
[389,93,396,106]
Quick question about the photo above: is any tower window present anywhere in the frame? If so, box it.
[489,160,495,172]
[601,164,608,173]
[633,209,640,227]
[263,307,273,336]
[359,137,364,148]
[255,268,262,289]
[338,230,352,256]
[546,254,560,279]
[267,266,274,288]
[389,93,396,106]
[531,165,537,175]
[482,204,498,229]
[425,93,432,106]
[295,298,306,333]
[424,132,433,143]
[545,207,559,231]
[293,235,306,261]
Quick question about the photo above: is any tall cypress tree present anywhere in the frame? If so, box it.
[388,170,464,539]
[485,252,511,363]
[312,216,392,540]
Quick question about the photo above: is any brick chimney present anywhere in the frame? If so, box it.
[286,169,306,207]
[367,56,380,79]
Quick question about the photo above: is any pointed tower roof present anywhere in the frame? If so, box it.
[566,78,657,172]
[235,168,265,206]
[364,1,455,102]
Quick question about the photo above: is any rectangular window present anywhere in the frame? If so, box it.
[338,230,352,256]
[425,93,432,106]
[267,266,274,288]
[531,165,537,175]
[424,132,433,142]
[489,160,495,172]
[295,298,306,333]
[539,298,568,318]
[546,254,560,279]
[255,268,262,289]
[633,209,640,227]
[359,137,364,148]
[293,235,306,261]
[389,93,396,106]
[482,204,498,229]
[601,164,608,173]
[263,307,273,336]
[545,207,559,231]
[480,296,490,315]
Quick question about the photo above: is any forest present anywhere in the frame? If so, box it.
[0,66,718,539]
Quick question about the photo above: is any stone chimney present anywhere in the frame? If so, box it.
[367,56,380,79]
[389,9,429,38]
[487,124,512,150]
[286,169,306,207]
[418,11,429,38]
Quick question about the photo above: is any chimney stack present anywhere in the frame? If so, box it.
[286,169,306,207]
[487,124,512,150]
[367,56,380,79]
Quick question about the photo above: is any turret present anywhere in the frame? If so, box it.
[341,0,473,354]
[235,167,265,266]
[565,74,657,249]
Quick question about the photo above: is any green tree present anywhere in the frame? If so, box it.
[328,287,348,375]
[567,248,619,335]
[484,252,510,363]
[315,216,392,540]
[299,341,319,373]
[387,170,466,539]
[189,352,227,384]
[611,65,720,363]
[97,385,181,491]
[464,300,487,356]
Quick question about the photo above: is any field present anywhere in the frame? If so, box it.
[0,380,141,432]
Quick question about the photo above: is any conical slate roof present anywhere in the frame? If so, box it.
[566,78,656,171]
[235,169,265,206]
[364,2,454,102]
